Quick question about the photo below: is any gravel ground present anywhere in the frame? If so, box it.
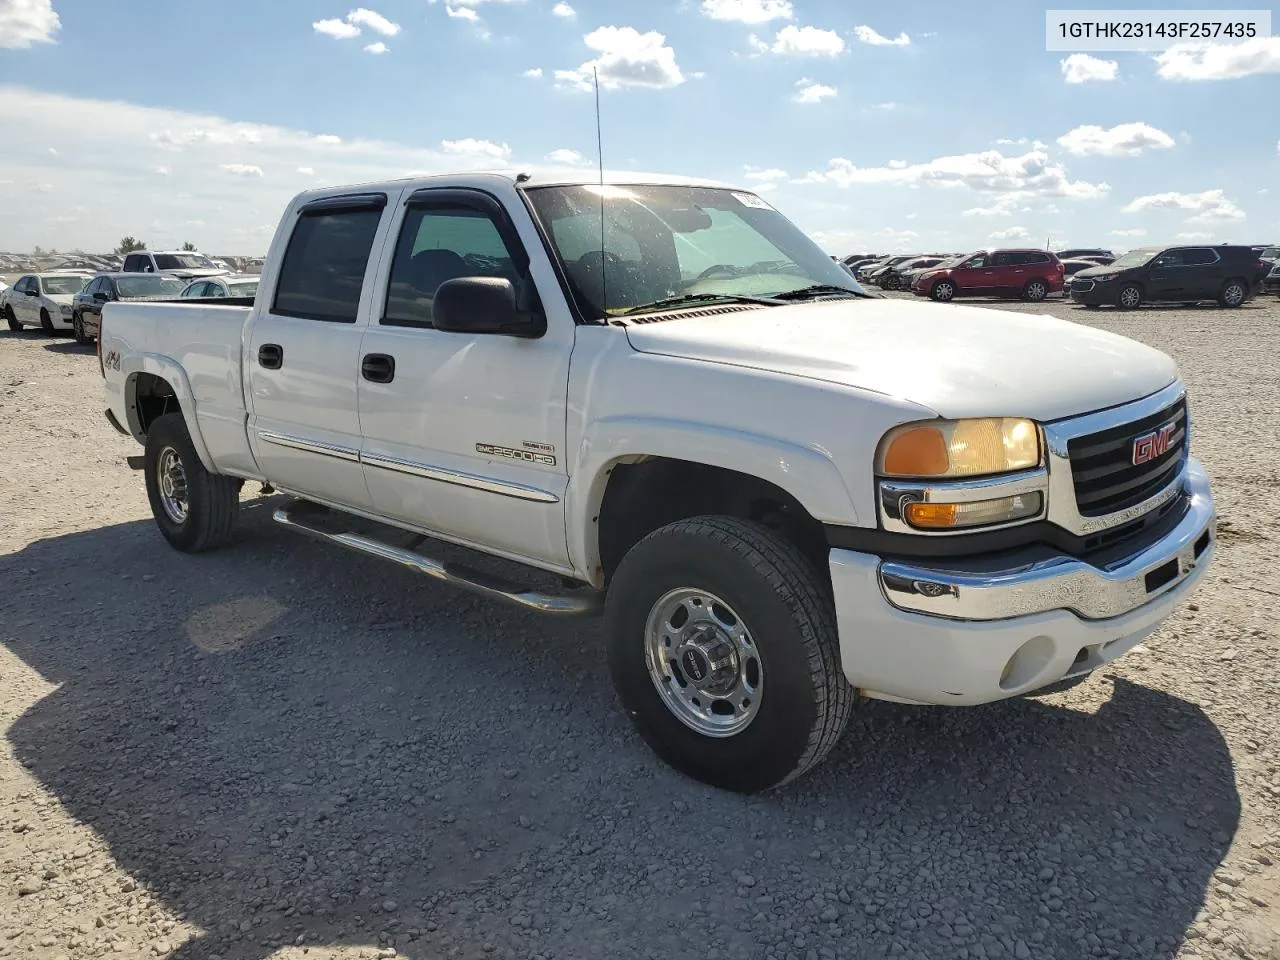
[1,294,1278,960]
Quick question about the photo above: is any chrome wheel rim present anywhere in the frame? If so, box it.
[1120,287,1140,308]
[644,588,762,738]
[157,447,189,524]
[1224,284,1244,305]
[935,282,953,301]
[1027,282,1046,300]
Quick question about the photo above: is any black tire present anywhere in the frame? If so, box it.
[72,312,91,345]
[882,274,900,291]
[605,516,854,793]
[144,413,240,553]
[1218,279,1247,308]
[930,279,956,302]
[1022,279,1049,302]
[1083,304,1101,310]
[1117,283,1143,311]
[4,305,19,331]
[39,308,54,334]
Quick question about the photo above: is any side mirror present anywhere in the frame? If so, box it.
[93,292,109,302]
[25,289,39,297]
[432,277,544,338]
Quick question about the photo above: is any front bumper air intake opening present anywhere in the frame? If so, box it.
[998,635,1057,691]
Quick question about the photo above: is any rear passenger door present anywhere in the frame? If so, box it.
[1179,247,1222,299]
[1147,249,1187,301]
[245,192,392,511]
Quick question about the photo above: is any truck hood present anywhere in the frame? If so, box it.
[161,268,228,280]
[622,298,1178,422]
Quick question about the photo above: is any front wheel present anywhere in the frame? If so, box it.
[39,309,55,334]
[1117,284,1143,310]
[930,280,956,302]
[144,413,241,553]
[606,516,854,793]
[4,305,19,331]
[1022,279,1048,302]
[72,312,91,345]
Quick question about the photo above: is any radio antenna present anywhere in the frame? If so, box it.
[593,66,607,316]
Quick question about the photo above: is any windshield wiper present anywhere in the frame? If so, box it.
[620,292,784,316]
[771,284,877,301]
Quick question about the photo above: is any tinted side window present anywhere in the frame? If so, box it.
[1024,253,1050,265]
[123,255,141,272]
[383,206,520,328]
[1153,250,1185,267]
[273,208,383,323]
[1182,248,1217,266]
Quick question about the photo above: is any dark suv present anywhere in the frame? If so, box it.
[911,248,1064,302]
[1069,244,1268,310]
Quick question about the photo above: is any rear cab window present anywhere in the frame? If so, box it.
[271,193,387,323]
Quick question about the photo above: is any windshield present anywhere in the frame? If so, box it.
[523,184,866,316]
[1108,249,1159,269]
[116,276,186,298]
[42,276,90,295]
[227,280,260,296]
[1262,247,1280,259]
[153,253,215,270]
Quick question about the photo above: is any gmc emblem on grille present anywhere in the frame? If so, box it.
[1132,420,1178,465]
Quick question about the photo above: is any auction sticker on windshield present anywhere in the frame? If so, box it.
[732,192,773,210]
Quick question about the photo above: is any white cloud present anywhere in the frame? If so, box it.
[155,166,170,176]
[989,226,1031,241]
[755,24,845,56]
[313,17,361,39]
[853,25,909,46]
[523,67,543,77]
[793,78,836,103]
[441,137,512,160]
[1056,122,1175,157]
[701,0,792,24]
[552,1,575,17]
[0,0,59,48]
[868,101,898,111]
[743,166,788,182]
[962,195,1021,218]
[1060,53,1118,84]
[219,164,264,177]
[887,160,906,169]
[1110,228,1146,237]
[546,148,585,164]
[47,146,57,155]
[364,41,389,54]
[556,26,685,91]
[346,8,400,35]
[297,166,316,175]
[150,127,264,150]
[315,134,343,144]
[1175,231,1212,240]
[1155,37,1280,80]
[36,182,53,193]
[446,5,480,20]
[797,148,1109,201]
[1122,188,1245,222]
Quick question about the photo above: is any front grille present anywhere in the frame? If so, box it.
[1067,396,1187,517]
[1072,279,1095,293]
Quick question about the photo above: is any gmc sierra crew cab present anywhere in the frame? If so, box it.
[100,171,1217,793]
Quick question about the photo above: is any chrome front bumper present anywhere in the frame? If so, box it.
[879,458,1215,622]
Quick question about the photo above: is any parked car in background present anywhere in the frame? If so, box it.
[2,271,91,332]
[1259,245,1280,264]
[178,274,260,299]
[878,256,947,291]
[854,257,894,280]
[1057,247,1115,261]
[1258,260,1279,296]
[71,273,187,343]
[912,249,1064,303]
[121,250,230,281]
[864,255,917,284]
[1070,244,1268,310]
[1075,254,1115,266]
[1061,258,1105,296]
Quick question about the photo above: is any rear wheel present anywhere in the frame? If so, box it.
[144,413,240,553]
[930,280,956,302]
[4,305,19,331]
[72,312,91,345]
[1218,279,1247,308]
[1117,284,1143,310]
[1022,279,1048,302]
[39,309,54,333]
[606,516,854,793]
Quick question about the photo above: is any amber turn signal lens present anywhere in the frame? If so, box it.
[903,502,959,528]
[881,426,950,477]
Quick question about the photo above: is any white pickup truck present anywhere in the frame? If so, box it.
[100,171,1216,792]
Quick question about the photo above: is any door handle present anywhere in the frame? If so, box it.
[361,353,395,384]
[258,343,283,369]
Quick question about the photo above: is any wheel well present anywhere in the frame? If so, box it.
[130,373,181,436]
[596,458,829,584]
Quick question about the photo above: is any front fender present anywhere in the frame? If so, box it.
[566,415,861,586]
[122,353,216,473]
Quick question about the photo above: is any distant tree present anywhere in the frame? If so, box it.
[115,237,145,254]
[181,241,197,252]
[32,245,46,257]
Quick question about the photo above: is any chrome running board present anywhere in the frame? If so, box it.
[273,500,602,616]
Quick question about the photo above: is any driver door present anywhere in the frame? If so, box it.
[953,255,996,294]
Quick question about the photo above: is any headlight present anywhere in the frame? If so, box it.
[60,304,73,315]
[1091,273,1116,282]
[877,418,1041,478]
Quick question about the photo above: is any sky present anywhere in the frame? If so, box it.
[0,0,1276,256]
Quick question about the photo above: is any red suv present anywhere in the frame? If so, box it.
[911,249,1065,303]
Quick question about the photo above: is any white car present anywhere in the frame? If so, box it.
[3,272,92,333]
[178,274,260,299]
[99,170,1216,793]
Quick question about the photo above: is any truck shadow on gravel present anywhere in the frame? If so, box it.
[2,503,1240,960]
